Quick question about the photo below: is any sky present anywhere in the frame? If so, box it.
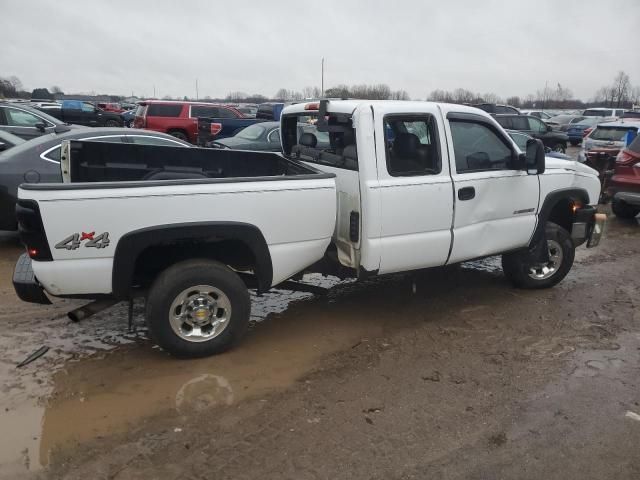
[2,0,639,101]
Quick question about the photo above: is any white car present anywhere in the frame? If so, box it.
[13,100,605,358]
[578,120,640,163]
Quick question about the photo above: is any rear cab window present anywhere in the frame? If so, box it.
[282,111,353,170]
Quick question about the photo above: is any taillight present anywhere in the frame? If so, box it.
[583,128,592,137]
[616,149,640,165]
[210,123,222,136]
[16,200,53,261]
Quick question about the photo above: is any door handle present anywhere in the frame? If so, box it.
[458,186,475,201]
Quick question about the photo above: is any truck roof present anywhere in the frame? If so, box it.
[282,100,489,117]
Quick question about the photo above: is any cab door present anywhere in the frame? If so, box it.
[444,112,539,263]
[371,104,454,274]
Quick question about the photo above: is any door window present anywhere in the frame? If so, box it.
[190,105,219,118]
[384,115,441,176]
[450,121,514,173]
[267,128,281,143]
[42,136,126,162]
[217,108,238,119]
[527,117,547,134]
[128,135,188,146]
[4,108,45,127]
[510,116,529,130]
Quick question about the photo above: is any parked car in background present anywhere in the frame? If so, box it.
[608,134,640,219]
[256,102,285,120]
[494,114,568,152]
[472,103,521,114]
[210,121,329,151]
[40,100,124,128]
[521,110,554,120]
[121,109,136,127]
[566,117,613,146]
[28,101,61,109]
[97,102,125,113]
[583,107,626,118]
[0,102,77,140]
[0,130,25,151]
[579,120,640,163]
[544,115,585,131]
[506,130,572,160]
[0,128,190,230]
[133,100,259,143]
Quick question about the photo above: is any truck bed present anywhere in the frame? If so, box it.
[60,140,318,183]
[18,141,337,296]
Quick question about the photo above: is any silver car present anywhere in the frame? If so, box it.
[0,128,190,230]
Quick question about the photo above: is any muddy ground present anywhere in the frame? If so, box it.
[1,208,639,479]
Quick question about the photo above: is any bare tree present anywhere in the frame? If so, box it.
[612,71,631,107]
[506,96,521,108]
[9,75,23,92]
[225,91,248,102]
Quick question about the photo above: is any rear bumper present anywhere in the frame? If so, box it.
[13,253,51,304]
[571,206,606,248]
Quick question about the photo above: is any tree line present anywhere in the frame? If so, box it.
[2,72,639,108]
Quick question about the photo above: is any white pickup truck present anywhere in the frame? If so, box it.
[13,100,606,358]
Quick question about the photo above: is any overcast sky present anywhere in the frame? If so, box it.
[2,0,639,100]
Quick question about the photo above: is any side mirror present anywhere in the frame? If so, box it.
[35,122,46,133]
[525,138,545,175]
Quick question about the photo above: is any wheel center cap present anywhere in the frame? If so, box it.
[193,308,210,323]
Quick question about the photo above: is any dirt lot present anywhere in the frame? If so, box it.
[1,206,639,479]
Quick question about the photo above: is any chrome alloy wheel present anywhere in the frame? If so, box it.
[169,285,232,342]
[528,239,564,280]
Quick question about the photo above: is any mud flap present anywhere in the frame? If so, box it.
[525,228,550,265]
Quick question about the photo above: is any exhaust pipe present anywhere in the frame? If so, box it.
[68,298,119,322]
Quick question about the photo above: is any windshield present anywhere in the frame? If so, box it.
[573,117,601,127]
[235,124,266,140]
[590,126,638,142]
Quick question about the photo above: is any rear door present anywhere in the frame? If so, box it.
[371,104,454,274]
[445,111,539,263]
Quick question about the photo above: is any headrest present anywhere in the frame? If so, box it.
[393,133,420,156]
[343,144,357,160]
[300,133,317,147]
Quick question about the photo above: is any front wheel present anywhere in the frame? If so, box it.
[105,119,120,127]
[502,222,575,289]
[146,259,250,358]
[553,142,566,153]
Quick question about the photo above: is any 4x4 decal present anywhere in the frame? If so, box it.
[55,232,110,250]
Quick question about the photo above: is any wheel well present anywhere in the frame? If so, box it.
[547,197,575,233]
[132,239,256,291]
[167,128,188,136]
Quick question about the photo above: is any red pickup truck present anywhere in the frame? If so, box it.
[133,100,258,144]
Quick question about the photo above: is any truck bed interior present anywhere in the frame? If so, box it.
[65,140,322,183]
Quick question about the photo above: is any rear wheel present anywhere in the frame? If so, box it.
[502,222,575,289]
[168,130,189,142]
[146,259,250,358]
[105,119,120,127]
[612,198,640,219]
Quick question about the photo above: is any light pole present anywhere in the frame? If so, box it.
[321,57,324,98]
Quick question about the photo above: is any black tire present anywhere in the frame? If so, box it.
[611,199,639,219]
[146,259,250,358]
[502,222,575,289]
[168,130,189,142]
[553,142,566,153]
[105,119,120,127]
[569,140,580,146]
